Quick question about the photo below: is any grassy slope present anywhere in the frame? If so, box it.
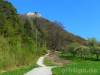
[53,61,100,75]
[52,56,100,75]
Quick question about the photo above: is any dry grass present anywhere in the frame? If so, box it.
[45,51,70,66]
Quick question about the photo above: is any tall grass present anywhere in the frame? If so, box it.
[0,35,47,73]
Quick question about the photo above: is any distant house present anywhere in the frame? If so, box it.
[27,12,42,18]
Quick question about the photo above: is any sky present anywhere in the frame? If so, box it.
[9,0,100,41]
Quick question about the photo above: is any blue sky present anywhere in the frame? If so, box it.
[9,0,100,40]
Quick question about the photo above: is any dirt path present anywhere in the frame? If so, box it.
[25,54,52,75]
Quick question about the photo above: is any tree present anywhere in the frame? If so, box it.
[87,38,100,60]
[67,43,80,56]
[76,46,90,59]
[92,46,100,60]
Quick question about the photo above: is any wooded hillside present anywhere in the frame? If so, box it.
[0,0,86,71]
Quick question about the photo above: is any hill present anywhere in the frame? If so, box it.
[20,13,86,51]
[0,0,86,71]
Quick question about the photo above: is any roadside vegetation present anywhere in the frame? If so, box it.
[0,56,39,75]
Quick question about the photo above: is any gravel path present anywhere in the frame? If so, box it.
[25,54,52,75]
